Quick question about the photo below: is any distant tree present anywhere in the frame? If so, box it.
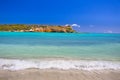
[0,24,76,33]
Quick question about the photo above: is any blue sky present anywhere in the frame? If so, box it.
[0,0,120,33]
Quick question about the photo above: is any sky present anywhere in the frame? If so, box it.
[0,0,120,33]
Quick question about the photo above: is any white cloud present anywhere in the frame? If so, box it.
[71,24,80,28]
[89,25,94,28]
[104,30,113,33]
[65,24,69,26]
[107,30,113,33]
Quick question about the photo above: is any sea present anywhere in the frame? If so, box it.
[0,32,120,70]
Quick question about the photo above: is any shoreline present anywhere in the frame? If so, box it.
[0,58,120,71]
[0,69,120,80]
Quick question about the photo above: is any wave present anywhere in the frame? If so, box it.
[0,59,120,71]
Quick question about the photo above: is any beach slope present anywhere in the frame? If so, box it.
[0,69,120,80]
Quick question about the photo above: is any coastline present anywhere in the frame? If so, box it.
[0,32,120,80]
[0,69,120,80]
[0,58,120,71]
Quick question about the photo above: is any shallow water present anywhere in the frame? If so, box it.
[0,32,120,60]
[0,32,120,70]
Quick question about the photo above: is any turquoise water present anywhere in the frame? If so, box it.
[0,32,120,61]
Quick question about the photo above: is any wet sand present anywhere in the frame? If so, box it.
[0,69,120,80]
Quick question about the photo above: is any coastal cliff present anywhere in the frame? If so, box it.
[0,24,75,33]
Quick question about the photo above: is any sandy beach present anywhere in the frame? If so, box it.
[0,69,120,80]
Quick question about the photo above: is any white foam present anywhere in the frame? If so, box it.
[0,59,120,71]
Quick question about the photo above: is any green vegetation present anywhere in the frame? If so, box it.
[0,24,75,33]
